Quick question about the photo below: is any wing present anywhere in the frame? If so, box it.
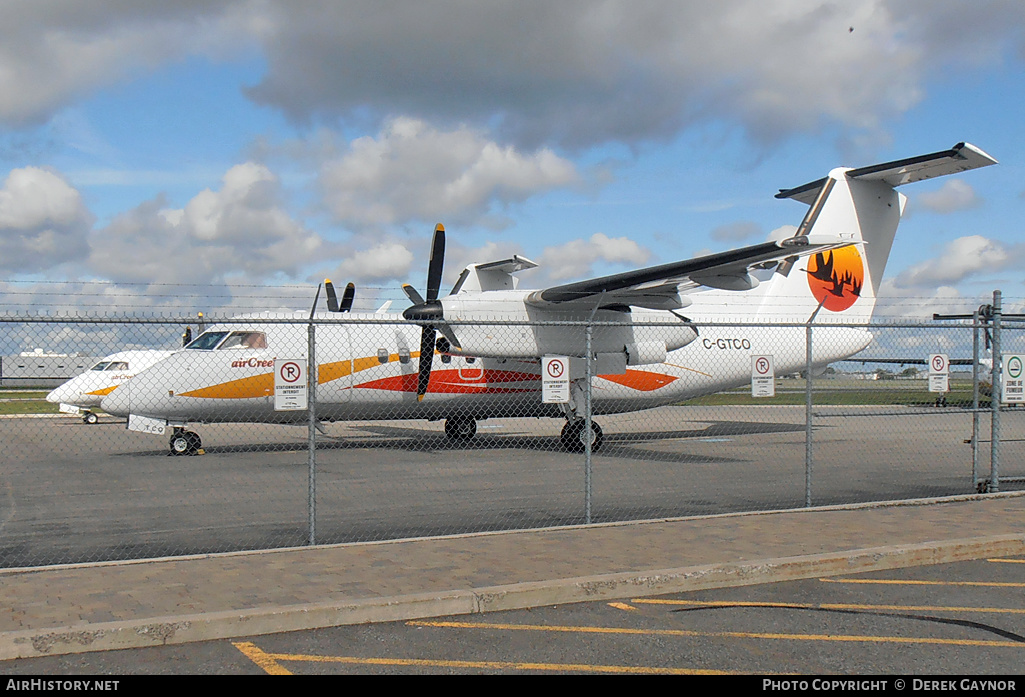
[524,234,853,311]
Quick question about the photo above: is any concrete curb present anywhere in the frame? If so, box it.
[3,533,1021,661]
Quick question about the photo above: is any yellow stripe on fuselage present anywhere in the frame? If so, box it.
[179,353,421,399]
[84,385,120,397]
[180,373,275,399]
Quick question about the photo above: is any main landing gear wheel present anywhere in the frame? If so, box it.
[169,429,202,456]
[444,416,477,440]
[561,420,603,453]
[82,411,99,425]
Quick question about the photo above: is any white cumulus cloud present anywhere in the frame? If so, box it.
[88,162,325,285]
[319,118,580,230]
[330,242,416,285]
[0,1,261,127]
[0,2,1022,150]
[539,232,651,282]
[0,166,92,273]
[915,180,982,214]
[893,235,1021,288]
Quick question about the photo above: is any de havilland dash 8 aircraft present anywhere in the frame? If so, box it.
[101,143,996,455]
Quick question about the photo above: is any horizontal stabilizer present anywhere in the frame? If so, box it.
[777,142,997,205]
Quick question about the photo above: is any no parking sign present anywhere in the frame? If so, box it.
[929,353,949,394]
[274,359,308,411]
[542,355,570,403]
[751,355,774,397]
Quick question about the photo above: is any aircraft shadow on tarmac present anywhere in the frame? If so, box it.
[109,418,807,465]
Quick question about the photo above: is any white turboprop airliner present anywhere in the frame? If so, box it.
[46,350,175,423]
[102,143,996,455]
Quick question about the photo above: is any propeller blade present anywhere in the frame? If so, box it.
[402,284,425,306]
[417,326,436,401]
[404,223,449,401]
[426,223,445,302]
[339,282,355,312]
[325,279,339,312]
[437,323,461,350]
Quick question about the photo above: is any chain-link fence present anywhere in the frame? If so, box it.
[2,309,1023,569]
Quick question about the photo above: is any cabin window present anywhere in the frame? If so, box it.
[398,348,411,364]
[218,332,268,350]
[185,331,229,350]
[377,348,389,364]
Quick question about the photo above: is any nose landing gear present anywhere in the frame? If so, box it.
[169,428,202,456]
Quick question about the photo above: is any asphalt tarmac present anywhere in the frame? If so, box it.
[0,406,1023,661]
[2,405,1022,568]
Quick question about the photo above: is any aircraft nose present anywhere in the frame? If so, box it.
[100,385,130,416]
[46,383,73,404]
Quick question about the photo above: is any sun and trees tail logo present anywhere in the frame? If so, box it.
[805,246,865,312]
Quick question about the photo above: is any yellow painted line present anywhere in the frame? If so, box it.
[989,558,1025,564]
[409,620,1025,649]
[608,602,637,611]
[233,644,731,675]
[820,578,1025,588]
[631,599,1025,615]
[233,641,293,675]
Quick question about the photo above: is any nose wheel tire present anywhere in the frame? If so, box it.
[82,411,99,425]
[561,420,603,453]
[444,416,477,440]
[169,430,202,456]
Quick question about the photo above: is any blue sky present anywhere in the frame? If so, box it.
[1,1,1023,317]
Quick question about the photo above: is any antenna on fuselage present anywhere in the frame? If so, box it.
[310,283,322,321]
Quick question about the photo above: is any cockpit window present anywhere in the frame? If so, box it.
[185,331,229,350]
[90,361,111,371]
[105,362,129,371]
[217,331,268,350]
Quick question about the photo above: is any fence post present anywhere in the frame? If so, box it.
[307,320,318,544]
[584,321,593,525]
[990,290,1001,493]
[972,307,980,490]
[805,321,813,507]
[804,303,824,507]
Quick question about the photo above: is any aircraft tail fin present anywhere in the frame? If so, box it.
[761,142,996,322]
